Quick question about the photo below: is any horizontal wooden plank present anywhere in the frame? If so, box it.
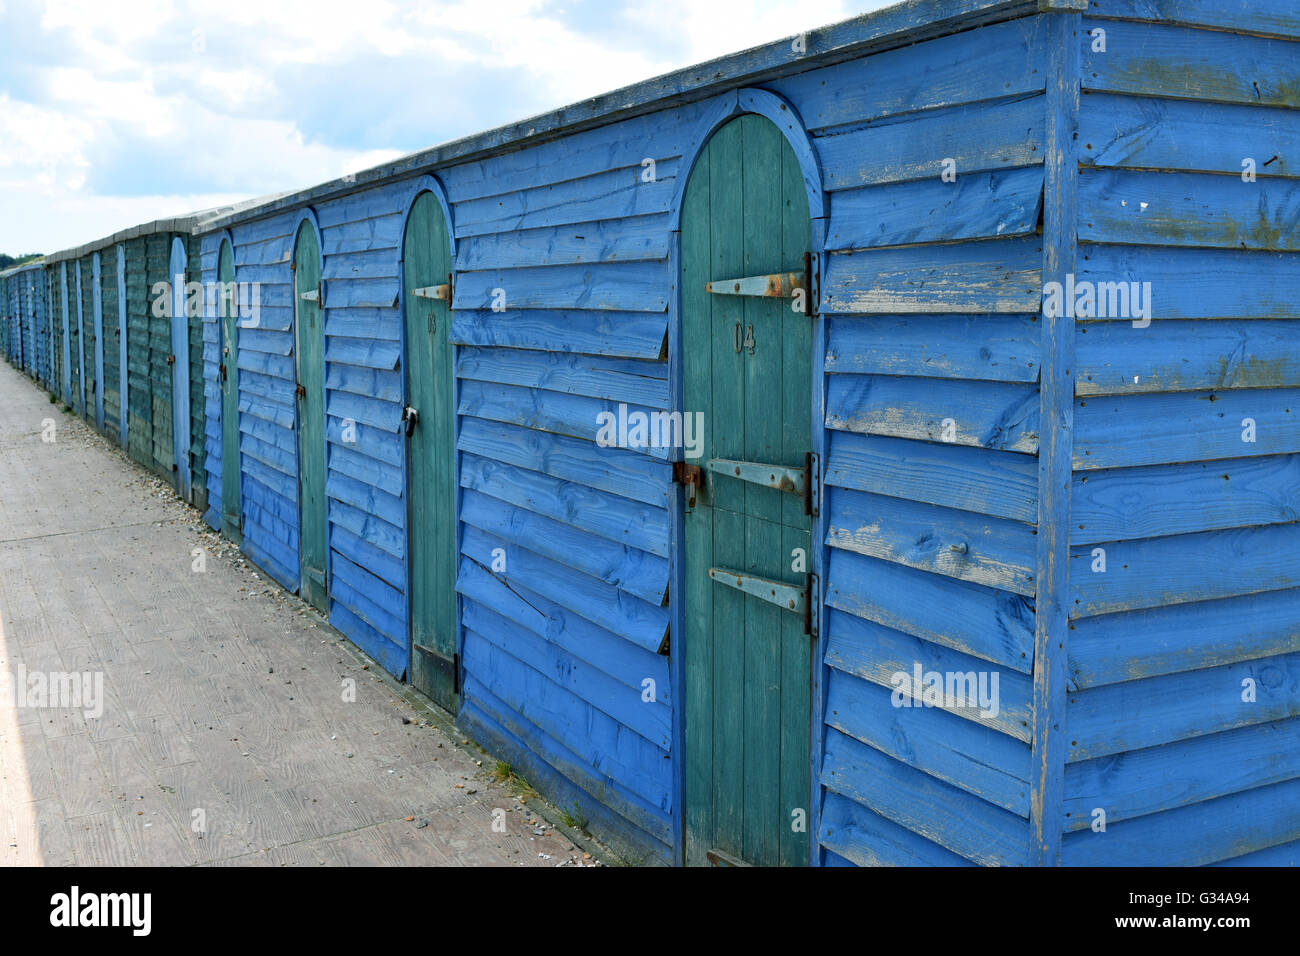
[460,450,669,558]
[826,166,1044,252]
[1082,18,1300,108]
[818,790,973,866]
[817,94,1044,191]
[456,346,668,409]
[1081,94,1300,179]
[1080,169,1300,251]
[822,238,1044,314]
[462,526,669,655]
[821,727,1030,866]
[456,559,671,703]
[827,671,1029,818]
[1091,0,1300,39]
[1070,523,1300,617]
[1067,652,1300,760]
[1062,775,1300,866]
[826,313,1041,384]
[771,16,1049,133]
[1076,319,1300,396]
[826,551,1034,674]
[457,416,669,507]
[452,261,669,313]
[450,308,667,360]
[824,607,1032,743]
[826,429,1038,524]
[1075,388,1299,470]
[1081,244,1300,321]
[827,374,1040,454]
[461,488,667,606]
[454,166,678,238]
[464,597,670,750]
[827,486,1036,595]
[457,216,671,271]
[459,380,671,460]
[1063,717,1300,832]
[1071,454,1300,545]
[1069,587,1300,688]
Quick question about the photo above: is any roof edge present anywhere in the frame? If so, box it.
[201,0,1039,233]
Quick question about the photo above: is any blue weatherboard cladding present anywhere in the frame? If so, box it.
[1060,1,1300,867]
[1,264,50,386]
[5,0,1297,867]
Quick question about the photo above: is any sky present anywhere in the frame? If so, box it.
[0,0,896,257]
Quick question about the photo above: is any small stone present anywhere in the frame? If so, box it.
[404,816,414,822]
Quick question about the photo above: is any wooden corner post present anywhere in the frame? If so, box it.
[1031,5,1082,866]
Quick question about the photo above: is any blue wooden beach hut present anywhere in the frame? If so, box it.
[2,0,1295,867]
[0,261,49,386]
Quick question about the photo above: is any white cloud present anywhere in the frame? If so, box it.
[0,0,890,255]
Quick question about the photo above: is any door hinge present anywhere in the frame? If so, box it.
[805,451,820,518]
[296,382,306,398]
[401,405,419,436]
[804,572,820,640]
[673,460,703,509]
[219,362,226,381]
[166,354,175,365]
[803,251,819,318]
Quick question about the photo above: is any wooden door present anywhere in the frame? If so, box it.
[402,192,458,708]
[294,222,328,612]
[169,238,192,500]
[92,252,105,431]
[219,240,242,544]
[681,114,815,867]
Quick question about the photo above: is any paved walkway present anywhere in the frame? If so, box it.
[0,361,594,866]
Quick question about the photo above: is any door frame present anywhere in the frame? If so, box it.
[667,87,829,866]
[216,230,242,542]
[92,252,105,432]
[396,173,461,694]
[290,209,328,608]
[117,244,128,448]
[169,237,193,501]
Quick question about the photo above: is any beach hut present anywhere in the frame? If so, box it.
[3,0,1296,867]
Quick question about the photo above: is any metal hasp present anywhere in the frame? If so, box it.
[673,460,702,509]
[704,253,816,317]
[705,271,802,298]
[411,283,451,300]
[707,568,819,638]
[704,451,819,516]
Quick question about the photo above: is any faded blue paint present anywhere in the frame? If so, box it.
[92,252,105,431]
[5,0,1296,868]
[170,237,193,501]
[117,244,128,447]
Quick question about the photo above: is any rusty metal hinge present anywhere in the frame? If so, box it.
[804,451,820,517]
[673,460,703,509]
[803,251,818,318]
[166,354,175,366]
[804,572,820,639]
[219,363,226,381]
[296,383,306,398]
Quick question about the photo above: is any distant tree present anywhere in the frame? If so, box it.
[0,253,44,269]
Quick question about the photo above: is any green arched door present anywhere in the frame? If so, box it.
[402,191,458,709]
[680,114,816,867]
[294,222,328,612]
[219,240,242,543]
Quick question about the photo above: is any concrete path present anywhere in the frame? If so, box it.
[0,361,596,866]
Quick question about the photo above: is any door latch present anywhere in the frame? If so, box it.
[402,405,419,436]
[673,461,703,509]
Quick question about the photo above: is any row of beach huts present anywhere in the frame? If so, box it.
[3,0,1297,866]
